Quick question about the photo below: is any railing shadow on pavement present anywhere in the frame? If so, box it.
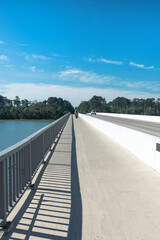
[1,116,82,240]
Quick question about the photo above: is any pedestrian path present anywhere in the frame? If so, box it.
[2,115,160,239]
[1,115,82,240]
[74,116,160,240]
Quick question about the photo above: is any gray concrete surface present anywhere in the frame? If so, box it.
[91,114,160,137]
[2,115,160,239]
[74,116,160,240]
[0,116,82,240]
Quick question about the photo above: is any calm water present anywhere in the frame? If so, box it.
[0,120,52,152]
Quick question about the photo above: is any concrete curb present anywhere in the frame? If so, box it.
[80,114,160,173]
[97,112,160,123]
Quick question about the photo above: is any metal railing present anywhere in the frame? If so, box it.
[0,113,70,228]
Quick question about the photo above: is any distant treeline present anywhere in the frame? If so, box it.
[0,95,74,119]
[1,95,160,120]
[77,96,160,115]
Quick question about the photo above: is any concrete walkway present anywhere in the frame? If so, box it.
[1,116,82,240]
[74,116,160,240]
[2,115,160,239]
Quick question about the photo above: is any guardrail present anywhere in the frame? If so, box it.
[0,113,70,229]
[80,113,160,175]
[96,112,160,123]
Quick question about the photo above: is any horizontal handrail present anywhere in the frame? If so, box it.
[0,115,68,160]
[0,112,70,228]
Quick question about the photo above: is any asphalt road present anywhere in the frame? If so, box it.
[90,114,160,137]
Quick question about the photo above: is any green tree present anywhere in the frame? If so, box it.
[78,101,90,113]
[89,96,107,112]
[14,96,21,107]
[21,99,30,108]
[78,96,108,113]
[108,97,131,113]
[0,95,5,108]
[156,98,160,115]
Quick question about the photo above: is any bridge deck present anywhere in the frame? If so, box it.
[2,115,160,239]
[75,116,160,240]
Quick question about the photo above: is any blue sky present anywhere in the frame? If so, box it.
[0,0,160,106]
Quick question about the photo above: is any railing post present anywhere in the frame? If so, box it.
[42,133,45,163]
[0,159,7,229]
[29,141,33,188]
[16,152,19,198]
[13,154,16,203]
[9,156,12,207]
[49,128,52,151]
[0,112,70,229]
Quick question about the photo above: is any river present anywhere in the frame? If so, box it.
[0,120,52,152]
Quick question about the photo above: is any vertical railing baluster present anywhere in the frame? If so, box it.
[9,156,12,207]
[25,147,27,186]
[25,146,28,184]
[16,152,19,198]
[13,154,16,203]
[23,147,26,187]
[43,133,45,161]
[19,150,22,194]
[22,148,25,190]
[29,141,33,186]
[5,158,8,213]
[49,128,51,149]
[0,113,70,228]
[0,160,7,228]
[26,145,29,184]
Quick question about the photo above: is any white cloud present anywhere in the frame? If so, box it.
[89,57,155,70]
[25,55,29,61]
[52,53,60,57]
[32,54,51,60]
[30,66,36,72]
[0,41,5,44]
[129,61,154,69]
[1,83,160,107]
[16,43,28,46]
[98,58,123,65]
[5,64,15,69]
[116,79,160,93]
[28,66,44,73]
[88,57,94,62]
[87,57,123,65]
[0,55,9,61]
[14,67,118,89]
[60,69,81,76]
[60,68,116,84]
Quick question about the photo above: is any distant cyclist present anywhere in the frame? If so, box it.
[74,110,78,118]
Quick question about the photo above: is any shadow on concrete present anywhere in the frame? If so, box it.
[67,117,82,240]
[1,116,82,240]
